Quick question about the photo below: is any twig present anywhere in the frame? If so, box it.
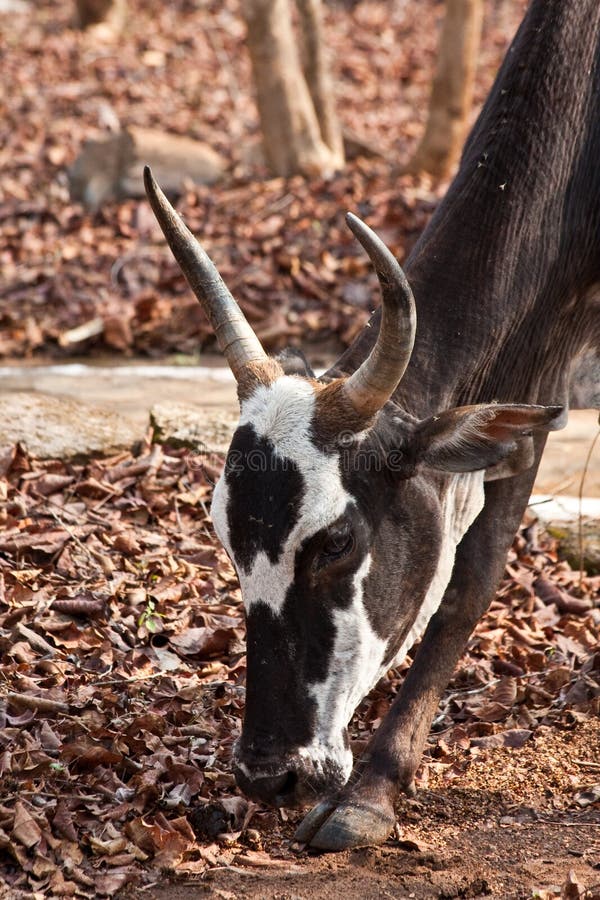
[87,670,174,687]
[573,758,600,771]
[105,445,162,484]
[543,474,578,496]
[500,818,600,828]
[15,622,56,657]
[255,193,294,222]
[6,691,69,714]
[16,488,93,528]
[174,495,184,533]
[444,670,550,700]
[578,425,600,589]
[199,498,214,540]
[42,504,99,564]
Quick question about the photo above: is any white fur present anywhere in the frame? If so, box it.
[211,376,353,614]
[301,553,384,778]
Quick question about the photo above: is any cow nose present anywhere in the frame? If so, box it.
[234,766,298,805]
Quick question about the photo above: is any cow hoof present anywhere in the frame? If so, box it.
[294,799,337,843]
[295,800,395,851]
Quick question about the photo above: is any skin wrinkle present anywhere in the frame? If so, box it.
[384,471,485,667]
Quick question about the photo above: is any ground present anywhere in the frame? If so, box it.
[1,0,527,360]
[1,1,599,897]
[127,720,600,899]
[1,440,599,899]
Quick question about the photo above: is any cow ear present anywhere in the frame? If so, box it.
[415,404,564,474]
[275,348,315,378]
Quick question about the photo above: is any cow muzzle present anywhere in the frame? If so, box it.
[233,761,300,806]
[232,740,352,807]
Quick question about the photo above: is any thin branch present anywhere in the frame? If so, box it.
[578,425,600,588]
[6,691,70,715]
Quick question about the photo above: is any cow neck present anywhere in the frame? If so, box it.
[333,0,600,420]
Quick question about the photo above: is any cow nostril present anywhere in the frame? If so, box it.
[278,769,298,796]
[236,767,299,804]
[257,769,297,799]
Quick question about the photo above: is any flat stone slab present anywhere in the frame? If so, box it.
[528,494,600,575]
[529,495,600,523]
[1,365,598,499]
[150,401,236,453]
[0,392,141,460]
[0,0,29,10]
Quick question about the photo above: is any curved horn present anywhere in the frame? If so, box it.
[143,166,268,381]
[342,212,416,418]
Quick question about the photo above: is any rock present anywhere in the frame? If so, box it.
[529,494,600,575]
[150,402,236,454]
[342,127,385,161]
[548,521,600,575]
[0,0,29,11]
[0,393,141,460]
[68,127,226,209]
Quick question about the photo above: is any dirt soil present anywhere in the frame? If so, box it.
[122,722,600,900]
[1,439,598,900]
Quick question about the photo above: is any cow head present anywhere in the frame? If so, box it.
[144,168,560,807]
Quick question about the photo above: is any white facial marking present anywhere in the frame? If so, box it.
[304,553,384,777]
[211,376,352,614]
[299,471,485,772]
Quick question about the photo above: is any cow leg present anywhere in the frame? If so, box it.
[296,443,545,850]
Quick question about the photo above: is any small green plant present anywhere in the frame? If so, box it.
[138,599,162,633]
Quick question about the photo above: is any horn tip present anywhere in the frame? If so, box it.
[345,211,360,231]
[345,211,366,243]
[143,165,167,210]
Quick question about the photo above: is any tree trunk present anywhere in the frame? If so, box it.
[243,0,343,178]
[74,0,126,30]
[296,0,344,165]
[406,0,483,178]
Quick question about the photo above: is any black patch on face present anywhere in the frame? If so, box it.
[225,424,305,575]
[240,597,332,760]
[240,515,369,763]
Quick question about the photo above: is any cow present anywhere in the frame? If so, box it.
[143,0,600,852]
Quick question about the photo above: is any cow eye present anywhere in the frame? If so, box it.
[321,527,354,560]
